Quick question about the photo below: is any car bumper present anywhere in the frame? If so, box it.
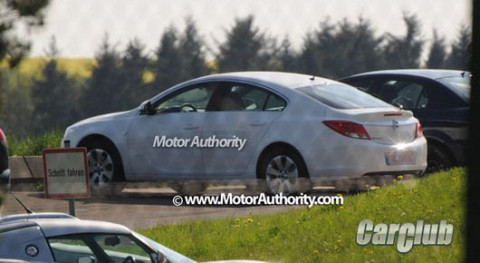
[306,137,428,179]
[0,168,10,191]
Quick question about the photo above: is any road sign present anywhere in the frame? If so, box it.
[43,148,90,198]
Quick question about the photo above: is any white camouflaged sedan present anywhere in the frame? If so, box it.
[62,71,427,195]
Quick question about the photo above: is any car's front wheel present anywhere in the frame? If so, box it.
[258,147,311,195]
[80,139,125,195]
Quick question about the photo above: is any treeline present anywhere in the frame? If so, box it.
[0,15,471,137]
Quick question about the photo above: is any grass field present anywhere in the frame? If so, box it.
[1,57,96,78]
[140,169,465,263]
[2,57,158,81]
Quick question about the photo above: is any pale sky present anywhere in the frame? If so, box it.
[23,0,472,58]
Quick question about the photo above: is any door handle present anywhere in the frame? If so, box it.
[184,125,199,130]
[249,122,266,127]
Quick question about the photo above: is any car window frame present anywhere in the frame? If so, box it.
[366,75,467,111]
[148,79,290,114]
[47,233,156,263]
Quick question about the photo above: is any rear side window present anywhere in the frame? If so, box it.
[206,82,287,112]
[265,94,286,111]
[438,76,471,102]
[297,83,392,109]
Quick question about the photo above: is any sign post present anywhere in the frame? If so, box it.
[43,148,90,216]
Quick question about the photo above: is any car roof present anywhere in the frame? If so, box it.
[35,218,132,237]
[186,71,337,89]
[343,69,470,80]
[0,213,132,237]
[0,212,76,224]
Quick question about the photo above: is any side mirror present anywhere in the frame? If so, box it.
[140,101,155,115]
[151,251,167,263]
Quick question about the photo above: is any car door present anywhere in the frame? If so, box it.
[126,83,215,180]
[201,81,287,178]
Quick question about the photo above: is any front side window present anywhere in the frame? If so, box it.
[48,234,153,263]
[155,84,215,113]
[298,83,392,109]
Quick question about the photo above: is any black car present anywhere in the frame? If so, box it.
[340,69,470,173]
[0,128,10,190]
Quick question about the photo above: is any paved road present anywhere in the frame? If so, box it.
[1,186,336,230]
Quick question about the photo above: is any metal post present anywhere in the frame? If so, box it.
[68,198,76,216]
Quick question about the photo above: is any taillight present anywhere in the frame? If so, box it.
[323,120,371,140]
[415,121,423,138]
[0,129,5,142]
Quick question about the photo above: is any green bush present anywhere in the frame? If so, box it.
[8,131,64,156]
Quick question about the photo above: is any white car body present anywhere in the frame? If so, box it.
[62,72,427,194]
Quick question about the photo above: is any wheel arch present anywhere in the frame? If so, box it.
[256,142,309,178]
[77,134,126,180]
[426,137,457,166]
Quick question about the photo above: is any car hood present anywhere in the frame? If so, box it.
[69,110,135,128]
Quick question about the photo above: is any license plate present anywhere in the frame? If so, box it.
[385,151,416,165]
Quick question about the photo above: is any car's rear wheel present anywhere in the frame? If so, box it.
[80,139,125,195]
[426,143,453,174]
[258,147,311,195]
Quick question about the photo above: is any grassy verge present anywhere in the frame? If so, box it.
[8,131,64,156]
[140,168,465,263]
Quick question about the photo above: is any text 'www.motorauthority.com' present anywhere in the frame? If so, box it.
[172,193,344,207]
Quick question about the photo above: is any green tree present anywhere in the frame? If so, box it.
[276,37,298,72]
[116,38,149,109]
[179,18,210,79]
[426,30,447,69]
[216,15,273,72]
[0,68,34,137]
[81,36,122,117]
[0,0,50,67]
[31,37,80,133]
[150,26,183,94]
[297,18,384,78]
[0,0,50,119]
[382,14,424,69]
[446,24,471,70]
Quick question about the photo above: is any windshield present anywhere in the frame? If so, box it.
[48,234,154,263]
[297,83,393,109]
[437,74,471,101]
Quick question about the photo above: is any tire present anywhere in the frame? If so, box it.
[258,147,311,195]
[80,139,125,195]
[426,143,453,174]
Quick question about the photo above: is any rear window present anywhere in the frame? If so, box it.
[297,83,393,109]
[437,75,471,102]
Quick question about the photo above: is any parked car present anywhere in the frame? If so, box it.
[0,128,10,191]
[62,71,427,195]
[340,69,470,173]
[0,212,266,263]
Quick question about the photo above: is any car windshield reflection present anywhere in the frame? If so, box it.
[48,234,154,263]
